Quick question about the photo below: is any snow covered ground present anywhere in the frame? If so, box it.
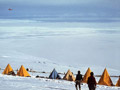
[0,19,120,90]
[0,73,120,90]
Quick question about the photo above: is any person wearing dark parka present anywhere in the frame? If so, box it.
[75,70,83,90]
[87,72,97,90]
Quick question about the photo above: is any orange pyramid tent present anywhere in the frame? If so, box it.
[116,77,120,87]
[17,65,30,77]
[2,64,15,75]
[98,68,113,86]
[82,67,91,83]
[63,69,75,81]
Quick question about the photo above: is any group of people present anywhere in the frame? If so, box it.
[75,71,96,90]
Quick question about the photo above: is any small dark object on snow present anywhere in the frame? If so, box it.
[26,68,29,71]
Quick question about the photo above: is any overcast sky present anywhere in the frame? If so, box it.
[0,0,119,5]
[0,0,120,18]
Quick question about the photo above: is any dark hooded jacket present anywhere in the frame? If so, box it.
[87,76,97,87]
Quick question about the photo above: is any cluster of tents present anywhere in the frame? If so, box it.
[2,64,30,77]
[1,64,120,87]
[50,68,120,87]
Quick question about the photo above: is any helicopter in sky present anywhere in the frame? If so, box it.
[8,8,13,11]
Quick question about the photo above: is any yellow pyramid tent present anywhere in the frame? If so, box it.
[82,67,91,83]
[116,77,120,87]
[17,65,30,77]
[63,69,75,81]
[2,64,15,75]
[98,68,113,86]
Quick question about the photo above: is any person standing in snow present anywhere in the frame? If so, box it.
[87,72,97,90]
[75,70,83,90]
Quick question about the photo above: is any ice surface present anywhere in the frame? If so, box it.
[0,19,120,89]
[0,73,120,90]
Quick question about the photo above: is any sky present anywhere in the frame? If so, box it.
[0,0,120,5]
[0,0,120,20]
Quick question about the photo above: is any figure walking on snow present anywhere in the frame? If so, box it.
[87,72,97,90]
[75,70,83,90]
